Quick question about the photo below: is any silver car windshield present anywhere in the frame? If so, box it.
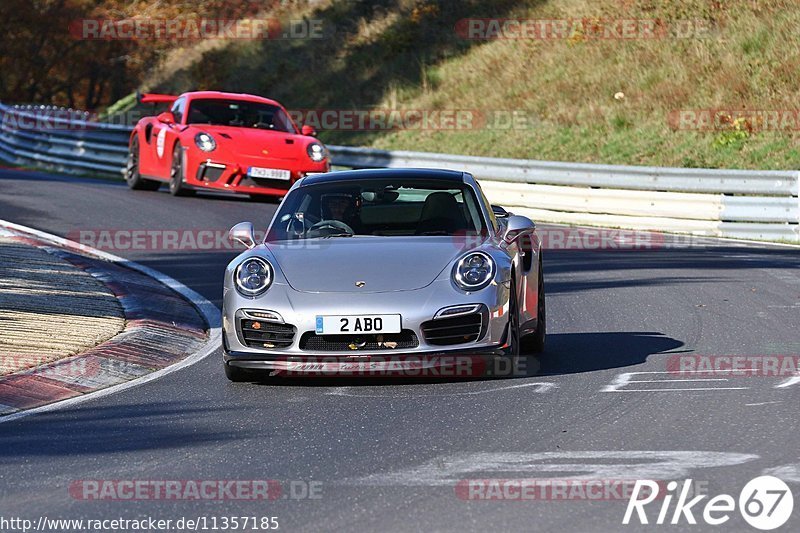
[268,178,487,240]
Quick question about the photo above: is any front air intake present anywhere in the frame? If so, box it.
[238,318,296,349]
[420,313,484,346]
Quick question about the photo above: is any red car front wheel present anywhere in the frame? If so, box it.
[169,145,195,197]
[125,135,160,191]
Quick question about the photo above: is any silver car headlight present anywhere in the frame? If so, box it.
[234,257,273,296]
[453,252,495,291]
[194,132,216,152]
[307,142,326,162]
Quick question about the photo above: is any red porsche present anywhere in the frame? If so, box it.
[125,91,330,199]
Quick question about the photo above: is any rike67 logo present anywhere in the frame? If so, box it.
[624,476,794,530]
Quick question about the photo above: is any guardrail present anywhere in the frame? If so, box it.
[0,104,131,176]
[1,102,798,242]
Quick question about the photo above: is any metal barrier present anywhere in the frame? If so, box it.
[0,104,130,176]
[1,103,798,242]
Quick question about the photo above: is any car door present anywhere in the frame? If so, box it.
[141,96,185,179]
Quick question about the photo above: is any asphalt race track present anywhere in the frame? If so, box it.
[1,168,798,532]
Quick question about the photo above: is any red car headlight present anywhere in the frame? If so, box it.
[195,132,217,152]
[307,142,326,162]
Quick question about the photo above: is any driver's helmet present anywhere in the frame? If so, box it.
[320,192,359,221]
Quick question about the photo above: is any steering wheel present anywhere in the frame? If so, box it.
[285,213,310,237]
[308,219,355,235]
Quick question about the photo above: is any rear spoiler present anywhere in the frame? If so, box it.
[137,92,178,105]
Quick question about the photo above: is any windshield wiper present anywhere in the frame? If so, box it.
[321,232,354,239]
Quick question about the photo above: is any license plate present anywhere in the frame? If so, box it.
[315,314,401,335]
[247,167,291,180]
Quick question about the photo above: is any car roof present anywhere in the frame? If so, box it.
[301,168,466,186]
[182,91,282,107]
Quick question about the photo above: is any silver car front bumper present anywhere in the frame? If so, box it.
[222,278,513,363]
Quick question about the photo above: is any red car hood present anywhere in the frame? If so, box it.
[187,125,308,160]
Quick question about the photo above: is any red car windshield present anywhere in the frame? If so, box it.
[186,99,296,133]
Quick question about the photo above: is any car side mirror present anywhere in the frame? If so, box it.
[229,221,256,249]
[492,205,510,218]
[502,215,536,246]
[301,125,317,136]
[157,111,175,125]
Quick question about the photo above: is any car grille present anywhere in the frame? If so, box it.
[238,318,296,349]
[420,313,484,346]
[299,330,419,351]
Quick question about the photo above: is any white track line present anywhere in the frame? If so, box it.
[602,371,751,393]
[0,218,221,425]
[776,373,800,389]
[627,379,730,383]
[607,388,749,392]
[327,382,556,398]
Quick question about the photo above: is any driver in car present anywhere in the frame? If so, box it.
[319,192,363,233]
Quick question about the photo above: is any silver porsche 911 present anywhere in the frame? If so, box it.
[222,168,545,381]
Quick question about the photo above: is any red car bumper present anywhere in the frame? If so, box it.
[184,152,329,196]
